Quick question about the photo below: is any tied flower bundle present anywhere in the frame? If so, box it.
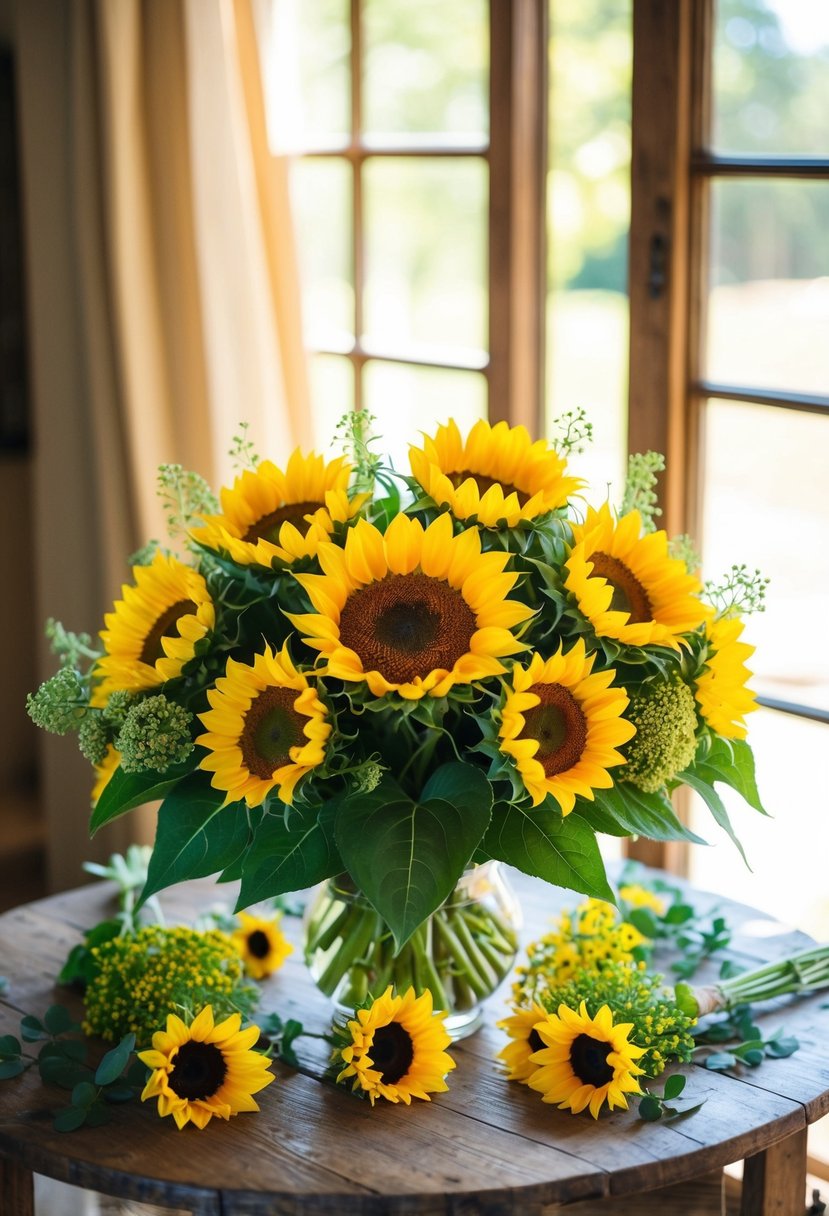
[28,413,767,1015]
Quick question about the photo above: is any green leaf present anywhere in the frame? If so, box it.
[638,1095,662,1121]
[335,765,493,951]
[662,1073,686,1101]
[665,903,695,925]
[53,1105,88,1132]
[767,1035,799,1059]
[38,1056,91,1090]
[0,1059,26,1080]
[71,1081,98,1108]
[94,1034,135,1086]
[0,1035,21,1058]
[40,1039,87,1063]
[681,772,750,868]
[20,1015,48,1042]
[627,908,659,938]
[138,771,247,906]
[704,1051,737,1071]
[44,1004,76,1037]
[686,736,767,815]
[102,1084,135,1103]
[743,1048,765,1066]
[576,783,707,844]
[482,803,614,903]
[236,801,341,910]
[89,761,192,835]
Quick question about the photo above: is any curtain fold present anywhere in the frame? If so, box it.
[16,0,309,890]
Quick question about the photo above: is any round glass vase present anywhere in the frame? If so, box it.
[302,861,521,1040]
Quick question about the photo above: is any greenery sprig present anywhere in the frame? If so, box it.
[638,1073,705,1122]
[704,563,769,617]
[620,450,665,531]
[229,421,261,471]
[550,406,593,455]
[156,462,218,544]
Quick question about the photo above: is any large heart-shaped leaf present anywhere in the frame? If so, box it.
[576,783,707,844]
[138,770,248,905]
[235,800,341,910]
[483,800,614,903]
[90,761,193,835]
[335,763,493,951]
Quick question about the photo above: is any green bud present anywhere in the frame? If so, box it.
[116,695,194,774]
[621,675,697,793]
[78,714,110,766]
[26,668,87,735]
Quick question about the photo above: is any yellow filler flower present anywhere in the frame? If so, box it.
[409,418,581,529]
[289,513,534,700]
[565,504,709,649]
[191,450,364,570]
[231,911,294,979]
[527,1000,645,1118]
[197,644,331,806]
[498,639,635,812]
[95,551,214,695]
[694,616,757,739]
[336,986,456,1105]
[138,1005,274,1130]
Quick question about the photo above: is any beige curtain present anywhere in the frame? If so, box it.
[16,0,310,890]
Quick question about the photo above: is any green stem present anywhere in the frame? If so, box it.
[316,907,380,997]
[433,913,489,999]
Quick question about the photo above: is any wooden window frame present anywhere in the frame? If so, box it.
[299,0,547,430]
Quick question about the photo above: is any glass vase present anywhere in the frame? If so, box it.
[302,861,521,1040]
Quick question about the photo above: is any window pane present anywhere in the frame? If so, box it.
[545,0,631,497]
[713,0,829,156]
[700,398,829,710]
[363,0,488,140]
[364,361,486,471]
[705,179,829,395]
[265,0,350,149]
[309,355,354,448]
[363,158,487,354]
[689,709,829,937]
[292,158,354,346]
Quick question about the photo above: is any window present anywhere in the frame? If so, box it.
[272,0,546,469]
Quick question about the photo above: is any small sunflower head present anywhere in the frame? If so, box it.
[620,675,698,793]
[231,911,293,980]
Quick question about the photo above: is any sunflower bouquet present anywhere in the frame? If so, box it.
[28,411,767,1031]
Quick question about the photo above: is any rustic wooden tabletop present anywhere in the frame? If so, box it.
[0,870,827,1215]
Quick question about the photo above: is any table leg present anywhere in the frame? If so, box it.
[741,1126,808,1216]
[0,1157,34,1216]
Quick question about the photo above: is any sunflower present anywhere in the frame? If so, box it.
[231,911,293,979]
[564,504,709,649]
[409,418,582,529]
[694,616,757,739]
[498,639,635,812]
[289,513,534,700]
[496,1002,549,1083]
[95,551,214,695]
[138,1005,274,1130]
[190,450,365,570]
[336,986,456,1105]
[526,1000,645,1118]
[91,744,121,806]
[197,644,330,806]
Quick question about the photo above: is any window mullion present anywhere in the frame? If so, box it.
[350,0,364,410]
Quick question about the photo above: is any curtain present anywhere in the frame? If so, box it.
[15,0,310,890]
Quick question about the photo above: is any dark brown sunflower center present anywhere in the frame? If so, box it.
[588,552,653,624]
[569,1033,614,1087]
[449,469,529,507]
[241,687,305,780]
[243,500,323,544]
[168,1040,227,1101]
[247,929,271,959]
[338,574,477,685]
[519,683,588,778]
[370,1022,415,1085]
[139,600,195,666]
[528,1028,544,1053]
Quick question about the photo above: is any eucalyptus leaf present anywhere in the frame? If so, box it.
[704,1051,737,1071]
[94,1034,135,1086]
[638,1095,662,1121]
[662,1073,686,1100]
[0,1059,26,1080]
[482,803,614,903]
[139,771,247,906]
[20,1015,48,1042]
[0,1035,21,1058]
[53,1105,88,1133]
[38,1056,91,1090]
[43,1004,76,1037]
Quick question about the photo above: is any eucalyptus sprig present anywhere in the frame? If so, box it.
[638,1073,705,1122]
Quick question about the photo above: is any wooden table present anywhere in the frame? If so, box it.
[1,870,828,1215]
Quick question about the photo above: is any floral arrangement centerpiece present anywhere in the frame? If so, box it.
[28,412,767,1038]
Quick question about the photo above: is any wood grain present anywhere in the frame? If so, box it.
[0,869,826,1213]
[741,1127,808,1216]
[0,1155,34,1216]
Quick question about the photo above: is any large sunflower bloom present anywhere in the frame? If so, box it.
[197,644,331,806]
[694,616,757,739]
[498,639,635,813]
[409,418,582,529]
[190,450,365,570]
[138,1005,274,1130]
[95,551,214,695]
[496,1002,549,1083]
[527,1000,645,1118]
[336,986,456,1105]
[231,911,293,979]
[289,513,534,700]
[564,504,709,649]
